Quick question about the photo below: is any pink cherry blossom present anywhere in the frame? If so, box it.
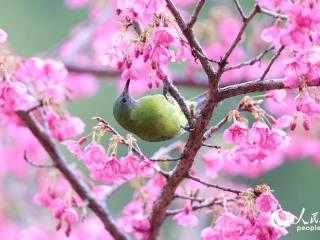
[261,22,281,46]
[102,47,125,70]
[223,121,248,144]
[152,26,176,47]
[296,94,320,117]
[173,203,199,227]
[97,154,122,183]
[116,0,146,20]
[249,121,270,146]
[82,142,106,167]
[55,206,80,237]
[121,68,138,81]
[131,214,151,238]
[256,193,279,213]
[0,82,37,111]
[265,90,287,109]
[46,110,85,141]
[138,159,160,178]
[120,153,139,180]
[62,140,83,159]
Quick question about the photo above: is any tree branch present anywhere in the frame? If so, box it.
[145,1,223,239]
[166,197,234,216]
[259,45,285,81]
[165,0,216,81]
[187,174,242,195]
[219,4,260,68]
[150,141,184,161]
[203,114,229,142]
[259,8,287,20]
[232,0,246,21]
[173,194,205,203]
[217,78,286,100]
[224,45,275,71]
[187,0,206,28]
[163,76,195,125]
[16,111,130,240]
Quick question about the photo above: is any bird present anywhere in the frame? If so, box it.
[113,79,207,142]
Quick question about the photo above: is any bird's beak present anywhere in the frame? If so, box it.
[123,79,131,97]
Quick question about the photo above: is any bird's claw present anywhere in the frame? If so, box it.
[163,85,169,101]
[181,125,194,132]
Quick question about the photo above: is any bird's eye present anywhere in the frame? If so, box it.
[121,99,127,103]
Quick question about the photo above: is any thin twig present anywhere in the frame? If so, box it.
[173,194,205,203]
[163,76,194,126]
[150,141,184,161]
[188,0,206,28]
[105,182,126,200]
[149,141,184,162]
[201,143,221,149]
[203,114,229,141]
[24,150,56,168]
[93,117,144,158]
[93,117,170,178]
[187,174,242,195]
[233,0,247,21]
[259,45,285,81]
[16,111,130,240]
[260,8,287,20]
[224,45,275,71]
[219,4,260,68]
[166,198,235,216]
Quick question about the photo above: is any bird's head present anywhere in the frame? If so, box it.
[113,79,137,124]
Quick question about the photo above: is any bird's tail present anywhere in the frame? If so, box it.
[189,91,208,113]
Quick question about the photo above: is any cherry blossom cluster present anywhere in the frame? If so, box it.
[33,171,85,237]
[1,0,320,239]
[202,189,295,240]
[101,12,192,89]
[63,132,159,184]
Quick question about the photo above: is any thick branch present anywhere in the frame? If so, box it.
[165,0,216,81]
[146,1,222,239]
[16,111,130,240]
[217,78,286,100]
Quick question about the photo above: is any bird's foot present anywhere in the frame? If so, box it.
[181,124,194,132]
[163,85,169,101]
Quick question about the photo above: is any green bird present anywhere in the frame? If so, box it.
[113,79,207,142]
